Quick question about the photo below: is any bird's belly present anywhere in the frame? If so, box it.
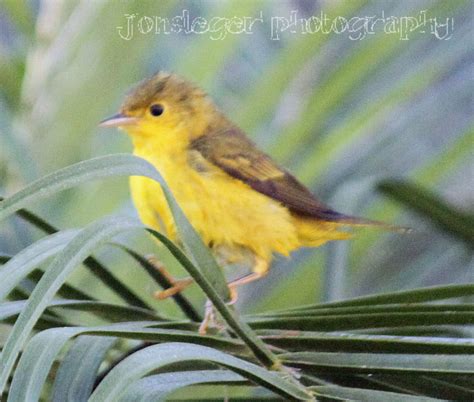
[129,159,300,261]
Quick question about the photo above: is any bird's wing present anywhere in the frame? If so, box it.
[190,127,371,224]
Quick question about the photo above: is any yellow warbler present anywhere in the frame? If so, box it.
[100,71,390,301]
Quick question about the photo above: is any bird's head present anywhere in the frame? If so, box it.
[100,71,221,144]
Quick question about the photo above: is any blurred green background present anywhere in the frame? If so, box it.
[0,0,472,318]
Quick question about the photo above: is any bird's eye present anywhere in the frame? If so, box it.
[149,104,164,117]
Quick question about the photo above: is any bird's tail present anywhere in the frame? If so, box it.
[292,216,352,248]
[292,212,410,248]
[322,211,412,234]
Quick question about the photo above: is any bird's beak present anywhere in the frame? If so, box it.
[98,113,139,128]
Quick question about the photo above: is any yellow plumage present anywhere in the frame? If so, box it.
[129,131,349,275]
[101,71,378,283]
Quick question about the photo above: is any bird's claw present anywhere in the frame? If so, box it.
[154,277,194,300]
[147,255,194,300]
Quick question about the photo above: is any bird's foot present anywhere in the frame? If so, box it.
[154,277,194,300]
[198,300,216,335]
[198,271,266,334]
[146,255,194,300]
[198,298,233,335]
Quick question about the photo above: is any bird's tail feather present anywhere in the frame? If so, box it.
[322,211,412,234]
[292,217,353,248]
[292,212,410,248]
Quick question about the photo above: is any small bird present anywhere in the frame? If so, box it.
[100,71,393,323]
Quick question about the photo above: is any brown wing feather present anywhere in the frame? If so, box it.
[190,127,374,224]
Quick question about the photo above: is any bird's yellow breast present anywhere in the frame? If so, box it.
[130,144,301,265]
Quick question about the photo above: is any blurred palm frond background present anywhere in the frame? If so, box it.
[0,0,472,317]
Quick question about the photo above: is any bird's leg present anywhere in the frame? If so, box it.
[228,256,269,304]
[227,271,265,304]
[154,277,194,300]
[147,255,195,300]
[199,257,268,334]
